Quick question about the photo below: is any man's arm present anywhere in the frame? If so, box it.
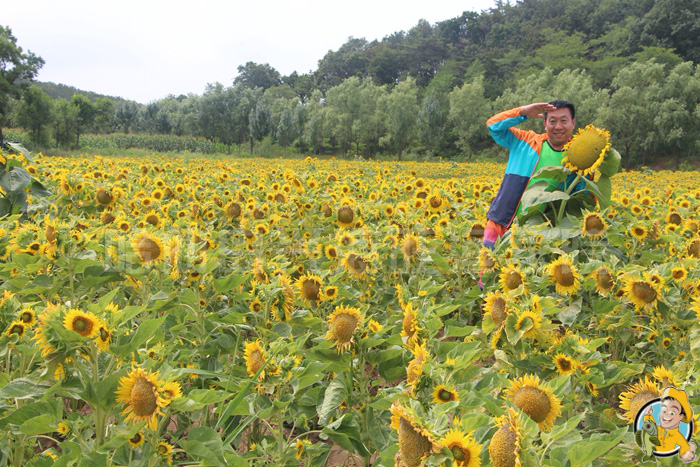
[487,102,554,149]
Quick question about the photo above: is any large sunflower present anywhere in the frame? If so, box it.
[432,385,460,405]
[478,247,497,272]
[63,309,99,339]
[545,255,581,296]
[296,273,323,304]
[591,266,615,295]
[402,234,421,262]
[243,340,267,381]
[390,403,441,467]
[623,273,661,311]
[406,342,428,391]
[618,376,660,424]
[401,302,421,348]
[343,252,369,278]
[440,429,482,467]
[581,212,607,239]
[489,408,522,467]
[499,265,526,296]
[131,231,165,265]
[562,124,611,176]
[325,305,362,353]
[483,291,509,331]
[553,353,577,376]
[504,374,562,431]
[115,367,167,430]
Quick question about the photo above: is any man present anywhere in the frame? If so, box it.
[483,101,576,249]
[644,387,696,463]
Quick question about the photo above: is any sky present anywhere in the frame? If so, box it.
[5,0,497,104]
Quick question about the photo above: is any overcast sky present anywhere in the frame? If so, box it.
[6,0,497,104]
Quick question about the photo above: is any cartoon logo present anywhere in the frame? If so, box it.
[633,387,696,463]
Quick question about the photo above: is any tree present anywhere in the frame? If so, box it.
[325,77,364,157]
[16,85,53,144]
[92,98,115,133]
[304,90,326,155]
[0,25,44,146]
[249,101,272,155]
[114,101,139,134]
[71,94,95,147]
[275,104,297,156]
[53,99,78,148]
[417,91,448,155]
[379,78,418,160]
[234,62,281,91]
[448,75,492,158]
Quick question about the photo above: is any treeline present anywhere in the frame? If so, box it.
[4,0,700,166]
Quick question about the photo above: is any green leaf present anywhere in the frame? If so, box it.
[0,378,50,400]
[596,175,613,209]
[0,401,58,430]
[531,166,569,182]
[568,428,629,467]
[20,413,58,435]
[0,167,31,192]
[520,185,570,211]
[599,148,621,177]
[6,142,32,162]
[180,426,228,466]
[323,413,371,457]
[30,180,51,198]
[317,375,347,426]
[213,273,247,293]
[110,316,165,357]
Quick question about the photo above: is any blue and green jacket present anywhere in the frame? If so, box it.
[486,107,587,228]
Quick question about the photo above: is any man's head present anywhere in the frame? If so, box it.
[543,100,576,151]
[660,396,686,429]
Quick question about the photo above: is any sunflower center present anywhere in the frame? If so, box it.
[99,328,110,342]
[72,317,91,335]
[137,237,161,262]
[489,424,517,467]
[301,279,321,301]
[347,254,367,274]
[632,282,656,303]
[248,349,264,375]
[669,213,682,225]
[398,417,432,467]
[597,269,614,290]
[20,311,33,323]
[130,377,158,417]
[672,269,685,280]
[452,445,469,462]
[567,130,607,170]
[490,298,507,326]
[557,357,572,372]
[584,215,604,234]
[322,204,332,217]
[554,264,575,287]
[9,324,24,336]
[470,224,485,238]
[688,240,700,258]
[505,271,522,290]
[630,391,658,420]
[227,203,241,218]
[438,389,455,402]
[97,190,113,205]
[513,387,551,423]
[146,215,159,226]
[333,313,358,343]
[403,312,416,336]
[45,225,56,242]
[338,205,354,224]
[130,433,143,444]
[429,196,441,208]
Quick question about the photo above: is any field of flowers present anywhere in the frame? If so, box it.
[0,149,698,467]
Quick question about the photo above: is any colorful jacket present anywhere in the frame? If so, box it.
[486,107,549,228]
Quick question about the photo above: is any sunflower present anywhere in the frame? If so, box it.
[581,212,606,239]
[489,408,522,467]
[686,238,700,258]
[336,204,355,228]
[545,255,581,296]
[324,285,338,301]
[483,291,509,330]
[63,309,99,338]
[343,252,369,278]
[131,231,165,265]
[116,219,131,233]
[553,353,577,376]
[401,303,421,348]
[666,211,683,226]
[94,320,111,352]
[157,441,173,465]
[143,211,163,229]
[630,225,647,241]
[324,245,339,260]
[515,310,542,339]
[427,193,445,213]
[592,266,615,295]
[128,431,145,448]
[499,265,526,295]
[505,374,562,431]
[5,321,27,339]
[618,376,660,424]
[18,308,37,326]
[115,367,167,430]
[440,429,482,467]
[402,234,421,262]
[623,273,661,311]
[160,381,183,404]
[325,305,362,353]
[478,247,497,272]
[562,124,611,176]
[671,267,688,283]
[244,340,267,381]
[390,403,441,467]
[651,365,677,388]
[432,385,460,404]
[406,342,428,391]
[296,273,323,303]
[95,188,115,206]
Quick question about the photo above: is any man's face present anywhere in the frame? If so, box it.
[543,107,575,150]
[660,399,684,429]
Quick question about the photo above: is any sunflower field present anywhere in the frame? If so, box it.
[0,147,699,467]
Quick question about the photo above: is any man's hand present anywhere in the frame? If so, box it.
[681,442,696,463]
[520,102,557,119]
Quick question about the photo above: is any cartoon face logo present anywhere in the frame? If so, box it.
[633,387,696,463]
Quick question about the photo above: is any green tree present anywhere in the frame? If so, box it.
[234,62,281,91]
[448,75,492,158]
[355,79,385,158]
[114,101,139,134]
[325,77,363,157]
[92,98,115,133]
[275,104,297,156]
[53,99,78,148]
[199,83,241,152]
[249,100,271,155]
[379,78,418,160]
[16,85,53,144]
[0,25,44,146]
[71,94,95,147]
[417,91,448,155]
[315,38,371,93]
[303,90,326,155]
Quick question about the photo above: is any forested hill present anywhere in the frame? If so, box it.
[34,82,128,103]
[312,0,697,97]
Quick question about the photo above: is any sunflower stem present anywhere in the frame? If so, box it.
[555,173,583,226]
[90,343,106,447]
